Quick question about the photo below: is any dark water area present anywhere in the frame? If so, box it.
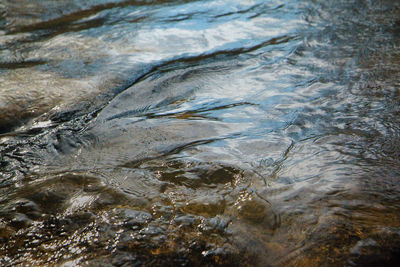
[1,0,400,265]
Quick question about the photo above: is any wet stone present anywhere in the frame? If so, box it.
[350,238,378,255]
[235,192,269,223]
[96,223,118,244]
[183,195,225,217]
[111,252,140,267]
[0,223,14,242]
[121,209,153,227]
[0,198,43,222]
[174,214,202,228]
[67,211,96,227]
[118,230,135,244]
[139,225,164,236]
[13,199,42,216]
[151,204,174,220]
[9,213,32,229]
[199,216,231,233]
[27,190,67,213]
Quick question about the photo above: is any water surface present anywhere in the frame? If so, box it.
[1,0,400,265]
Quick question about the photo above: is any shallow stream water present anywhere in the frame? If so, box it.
[1,0,400,265]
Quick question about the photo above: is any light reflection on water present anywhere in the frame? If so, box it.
[1,0,400,265]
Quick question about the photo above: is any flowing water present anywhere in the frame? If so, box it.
[1,0,400,265]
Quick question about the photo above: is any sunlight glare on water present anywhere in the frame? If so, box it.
[1,0,400,265]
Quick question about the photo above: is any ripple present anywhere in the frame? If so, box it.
[1,0,400,265]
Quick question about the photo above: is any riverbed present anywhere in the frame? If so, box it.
[1,0,400,265]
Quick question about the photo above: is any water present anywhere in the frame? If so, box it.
[1,0,400,265]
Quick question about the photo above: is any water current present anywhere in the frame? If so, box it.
[1,0,400,265]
